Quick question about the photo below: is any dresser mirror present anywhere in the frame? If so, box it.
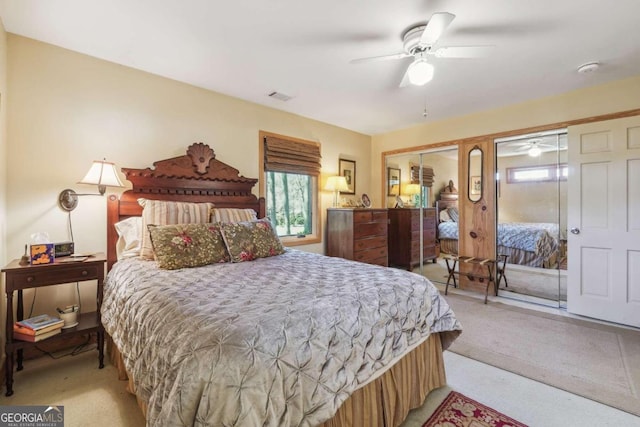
[468,145,483,203]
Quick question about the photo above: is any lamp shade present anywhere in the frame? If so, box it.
[59,159,124,211]
[79,160,125,188]
[407,58,434,86]
[405,183,421,195]
[324,176,349,192]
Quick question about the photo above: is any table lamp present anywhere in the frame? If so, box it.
[324,176,349,208]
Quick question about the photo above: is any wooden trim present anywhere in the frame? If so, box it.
[384,140,459,157]
[381,108,640,159]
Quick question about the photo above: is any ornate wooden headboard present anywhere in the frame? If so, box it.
[435,179,459,222]
[106,143,265,269]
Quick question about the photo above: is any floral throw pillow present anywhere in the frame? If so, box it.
[148,223,229,270]
[220,219,285,262]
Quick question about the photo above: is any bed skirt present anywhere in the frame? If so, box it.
[107,333,447,427]
[438,239,458,255]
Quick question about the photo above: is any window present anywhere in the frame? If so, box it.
[261,132,321,245]
[410,164,434,207]
[266,172,313,237]
[506,163,568,183]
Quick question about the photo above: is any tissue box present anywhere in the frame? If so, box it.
[30,244,55,265]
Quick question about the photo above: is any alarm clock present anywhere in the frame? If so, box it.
[54,241,75,257]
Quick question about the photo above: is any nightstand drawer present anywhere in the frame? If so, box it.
[10,265,99,289]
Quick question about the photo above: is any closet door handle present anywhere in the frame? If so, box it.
[570,227,580,235]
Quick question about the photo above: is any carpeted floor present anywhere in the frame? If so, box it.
[444,293,640,417]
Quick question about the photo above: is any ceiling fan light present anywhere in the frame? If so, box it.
[528,146,542,157]
[407,59,434,86]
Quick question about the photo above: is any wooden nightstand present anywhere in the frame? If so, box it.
[2,253,106,396]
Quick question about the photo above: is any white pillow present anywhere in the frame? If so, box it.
[114,217,143,260]
[439,209,452,222]
[210,208,258,223]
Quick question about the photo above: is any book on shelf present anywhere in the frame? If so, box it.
[16,314,64,331]
[13,328,62,342]
[13,322,63,336]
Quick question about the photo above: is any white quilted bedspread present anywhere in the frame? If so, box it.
[102,249,461,426]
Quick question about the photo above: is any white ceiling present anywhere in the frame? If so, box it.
[1,0,639,135]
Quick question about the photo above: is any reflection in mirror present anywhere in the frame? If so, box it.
[384,147,459,286]
[494,130,567,306]
[468,146,483,202]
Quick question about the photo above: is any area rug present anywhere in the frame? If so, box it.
[444,293,640,416]
[423,391,528,427]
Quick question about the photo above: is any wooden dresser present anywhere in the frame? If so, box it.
[387,208,437,270]
[326,208,388,266]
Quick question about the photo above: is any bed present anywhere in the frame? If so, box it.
[436,187,559,268]
[102,143,462,427]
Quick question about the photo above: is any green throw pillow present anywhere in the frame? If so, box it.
[220,219,285,262]
[148,223,229,270]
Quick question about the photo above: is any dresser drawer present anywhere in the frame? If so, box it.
[368,256,389,267]
[354,246,388,263]
[354,222,387,239]
[354,235,387,251]
[410,229,436,242]
[410,212,436,230]
[410,243,437,261]
[353,210,387,224]
[353,247,387,265]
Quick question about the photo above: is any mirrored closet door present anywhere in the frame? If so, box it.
[385,146,458,286]
[494,130,567,307]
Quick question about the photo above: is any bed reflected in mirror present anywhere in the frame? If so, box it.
[494,131,568,308]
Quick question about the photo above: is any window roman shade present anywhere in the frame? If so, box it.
[410,165,435,187]
[264,136,321,176]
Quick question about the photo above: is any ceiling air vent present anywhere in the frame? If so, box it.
[268,91,293,102]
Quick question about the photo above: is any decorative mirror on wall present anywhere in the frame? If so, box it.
[468,145,483,203]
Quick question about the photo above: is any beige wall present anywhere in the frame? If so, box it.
[0,19,8,369]
[5,35,371,317]
[372,75,640,202]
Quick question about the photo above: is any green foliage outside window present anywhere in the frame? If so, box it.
[266,171,313,237]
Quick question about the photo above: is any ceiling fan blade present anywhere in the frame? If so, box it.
[514,145,531,151]
[420,12,455,45]
[432,45,494,58]
[399,68,411,88]
[350,52,411,64]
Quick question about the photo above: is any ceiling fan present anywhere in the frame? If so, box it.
[509,139,557,157]
[350,12,492,87]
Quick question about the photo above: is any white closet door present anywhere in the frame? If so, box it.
[567,115,640,327]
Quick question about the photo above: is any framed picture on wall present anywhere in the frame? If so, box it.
[387,167,401,196]
[339,159,356,194]
[470,176,482,195]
